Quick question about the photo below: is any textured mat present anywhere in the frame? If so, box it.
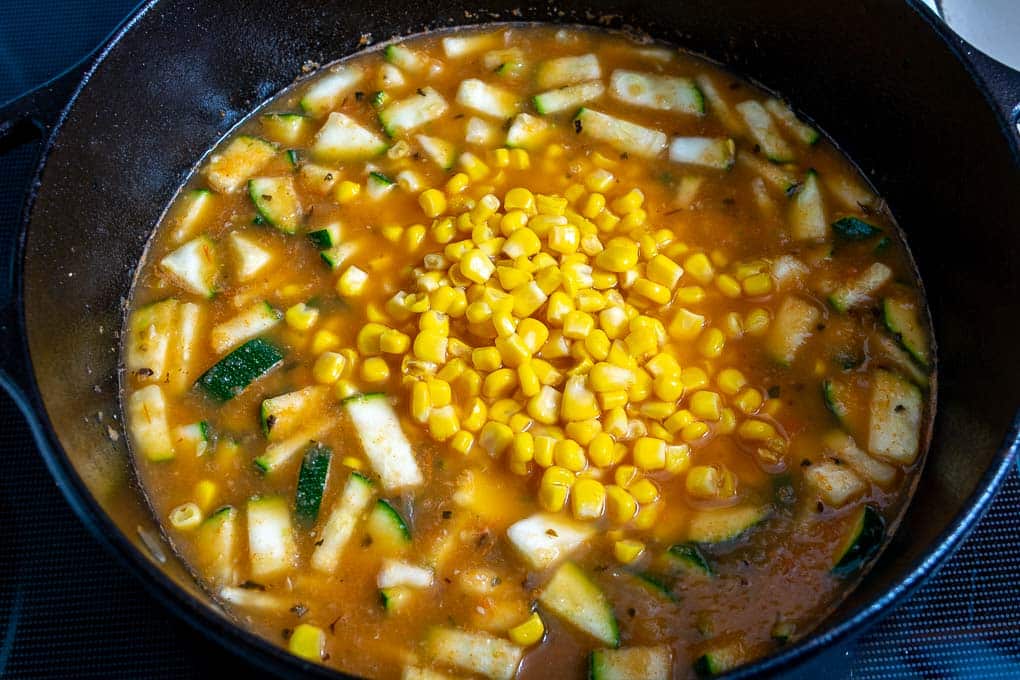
[1,1,1018,678]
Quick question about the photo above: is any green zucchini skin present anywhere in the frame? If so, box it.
[196,337,283,401]
[295,444,332,523]
[666,543,713,576]
[832,505,885,576]
[832,216,882,241]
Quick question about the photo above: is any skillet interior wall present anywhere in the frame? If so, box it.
[19,0,1020,667]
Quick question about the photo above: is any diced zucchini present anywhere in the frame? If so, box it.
[379,87,449,137]
[171,188,216,243]
[285,149,300,166]
[506,512,593,570]
[737,151,799,193]
[665,543,713,576]
[377,66,405,92]
[366,171,396,200]
[320,242,358,271]
[456,79,518,119]
[804,461,865,507]
[205,135,278,194]
[378,558,434,588]
[694,641,744,677]
[828,263,892,313]
[306,223,341,249]
[171,421,209,457]
[442,32,502,58]
[765,295,821,366]
[254,422,331,475]
[210,301,281,355]
[395,169,423,193]
[695,74,743,134]
[673,174,705,209]
[195,506,238,584]
[246,495,297,579]
[385,44,427,74]
[416,134,457,170]
[832,505,885,576]
[825,173,879,212]
[591,646,671,680]
[366,499,412,553]
[505,113,549,150]
[160,235,217,298]
[736,100,794,163]
[298,162,340,195]
[220,585,288,610]
[248,177,303,233]
[380,586,414,613]
[228,231,273,282]
[260,385,326,439]
[484,48,526,77]
[823,430,898,488]
[196,337,284,402]
[126,298,178,382]
[771,621,796,644]
[169,301,203,395]
[832,216,882,241]
[344,393,423,491]
[425,627,524,680]
[294,443,332,524]
[868,369,923,464]
[687,505,769,544]
[770,254,808,290]
[260,113,312,146]
[609,70,703,114]
[536,53,601,89]
[871,333,930,388]
[631,573,677,602]
[822,377,853,427]
[300,66,364,117]
[465,116,497,146]
[764,99,819,145]
[574,108,668,159]
[311,112,388,162]
[789,171,827,241]
[311,472,375,573]
[668,137,735,170]
[538,562,619,647]
[532,81,605,115]
[882,298,930,368]
[126,384,174,462]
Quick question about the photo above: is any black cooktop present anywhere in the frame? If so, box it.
[1,2,1018,677]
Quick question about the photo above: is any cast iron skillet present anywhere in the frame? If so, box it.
[1,0,1019,677]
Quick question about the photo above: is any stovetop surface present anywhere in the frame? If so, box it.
[1,2,1018,677]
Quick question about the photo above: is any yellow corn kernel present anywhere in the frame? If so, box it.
[479,368,515,400]
[509,148,531,169]
[584,432,613,468]
[338,265,370,297]
[644,352,679,377]
[284,302,319,331]
[413,329,448,364]
[614,539,645,564]
[379,329,410,354]
[426,378,452,409]
[611,188,644,214]
[667,308,706,342]
[672,287,704,308]
[461,398,487,432]
[648,422,673,442]
[737,418,776,441]
[585,169,615,193]
[589,362,634,392]
[510,319,545,355]
[683,252,715,284]
[334,180,361,204]
[539,331,570,359]
[361,356,391,383]
[554,439,587,472]
[595,239,639,272]
[733,387,764,415]
[715,274,742,299]
[443,172,469,195]
[504,187,536,213]
[629,477,659,504]
[533,435,556,467]
[538,465,574,512]
[581,192,606,218]
[511,431,535,463]
[510,281,548,319]
[681,367,709,391]
[334,379,359,399]
[633,501,661,530]
[508,613,545,647]
[310,329,340,355]
[697,328,726,359]
[417,188,447,218]
[194,480,217,512]
[742,272,773,297]
[492,147,511,168]
[356,323,388,355]
[639,400,675,420]
[744,307,771,336]
[544,292,574,328]
[495,333,531,368]
[509,411,534,433]
[464,301,492,325]
[459,152,489,180]
[313,351,347,384]
[500,228,539,260]
[531,358,562,387]
[489,398,523,424]
[611,465,636,489]
[450,430,475,455]
[652,373,684,402]
[690,391,722,421]
[565,418,601,446]
[598,307,629,339]
[605,485,638,524]
[646,254,682,289]
[631,278,671,305]
[536,194,568,216]
[595,390,626,411]
[681,421,710,443]
[665,443,692,475]
[685,464,734,499]
[553,311,592,341]
[404,223,427,250]
[479,420,513,456]
[411,381,431,424]
[548,223,580,254]
[571,478,607,520]
[427,405,460,441]
[528,385,561,425]
[288,623,325,662]
[632,437,667,471]
[763,398,782,417]
[458,249,494,284]
[339,456,363,471]
[717,407,737,435]
[717,368,747,395]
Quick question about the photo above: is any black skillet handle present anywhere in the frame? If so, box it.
[963,46,1020,142]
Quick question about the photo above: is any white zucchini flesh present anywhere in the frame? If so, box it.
[228,231,273,282]
[168,301,203,395]
[823,430,898,488]
[868,370,923,464]
[737,150,799,193]
[379,87,450,136]
[300,66,364,117]
[425,627,524,680]
[673,174,705,209]
[506,513,594,570]
[416,134,457,170]
[764,98,820,145]
[829,263,893,313]
[160,235,217,298]
[209,301,281,355]
[765,295,821,366]
[667,137,735,170]
[609,70,703,114]
[311,473,375,573]
[694,74,743,134]
[532,81,605,115]
[298,162,340,195]
[442,32,503,58]
[127,384,174,462]
[255,421,331,474]
[311,112,389,163]
[590,646,672,680]
[377,559,434,589]
[396,169,424,193]
[205,135,277,194]
[804,461,866,507]
[246,495,297,579]
[220,586,289,611]
[261,385,329,439]
[789,172,828,241]
[126,298,178,382]
[196,507,238,584]
[402,667,457,680]
[455,79,519,119]
[171,422,208,458]
[344,394,424,491]
[574,108,668,159]
[260,113,312,146]
[248,176,303,234]
[465,116,497,146]
[536,53,601,89]
[505,113,549,150]
[736,99,795,163]
[771,255,809,290]
[538,562,619,647]
[385,45,428,74]
[367,172,396,200]
[171,189,216,243]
